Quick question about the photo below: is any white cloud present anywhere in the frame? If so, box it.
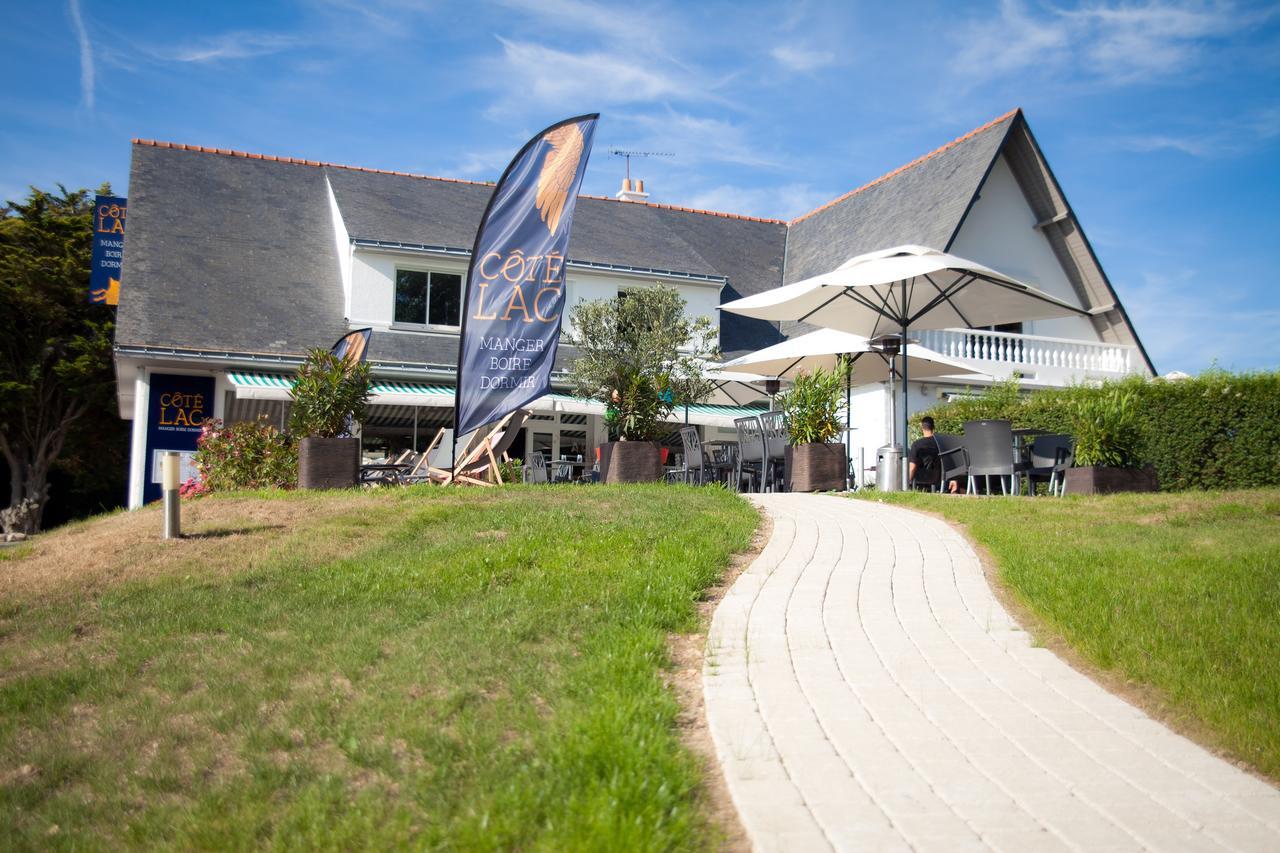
[682,182,832,220]
[1117,106,1280,157]
[490,37,704,107]
[614,109,779,169]
[1123,268,1280,372]
[163,32,299,63]
[956,0,1257,87]
[770,44,837,73]
[68,0,94,109]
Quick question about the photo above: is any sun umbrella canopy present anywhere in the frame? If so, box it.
[701,367,772,407]
[719,244,1085,336]
[720,328,982,385]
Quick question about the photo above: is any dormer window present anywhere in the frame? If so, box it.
[394,268,462,327]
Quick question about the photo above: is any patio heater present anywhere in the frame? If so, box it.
[871,334,905,491]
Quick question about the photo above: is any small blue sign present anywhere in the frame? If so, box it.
[90,195,126,305]
[143,373,214,503]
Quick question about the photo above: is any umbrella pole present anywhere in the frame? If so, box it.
[844,355,852,491]
[901,311,909,492]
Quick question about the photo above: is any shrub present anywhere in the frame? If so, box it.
[913,370,1280,491]
[288,349,373,439]
[779,362,845,445]
[1070,386,1141,468]
[194,417,298,492]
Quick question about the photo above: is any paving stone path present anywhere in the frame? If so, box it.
[703,493,1280,852]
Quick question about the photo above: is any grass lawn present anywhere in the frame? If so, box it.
[0,484,757,850]
[859,488,1280,779]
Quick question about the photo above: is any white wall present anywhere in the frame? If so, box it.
[326,178,353,318]
[349,246,722,344]
[949,156,1099,341]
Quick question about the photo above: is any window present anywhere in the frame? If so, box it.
[394,269,462,327]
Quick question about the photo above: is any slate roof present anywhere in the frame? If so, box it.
[116,107,1148,373]
[118,142,788,364]
[785,110,1017,284]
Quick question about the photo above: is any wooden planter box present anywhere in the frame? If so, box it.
[1063,464,1158,495]
[299,437,359,490]
[598,441,662,484]
[786,443,847,493]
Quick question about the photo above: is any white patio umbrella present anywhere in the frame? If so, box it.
[720,245,1087,487]
[721,328,984,489]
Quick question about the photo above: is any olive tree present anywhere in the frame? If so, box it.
[564,284,718,441]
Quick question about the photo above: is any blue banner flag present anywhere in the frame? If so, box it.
[454,114,599,437]
[331,327,372,367]
[90,195,126,305]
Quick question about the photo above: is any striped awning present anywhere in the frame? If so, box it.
[225,373,765,429]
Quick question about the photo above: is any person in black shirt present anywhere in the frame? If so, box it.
[908,416,958,492]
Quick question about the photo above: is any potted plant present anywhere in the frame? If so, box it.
[779,362,847,492]
[1063,386,1157,494]
[289,348,373,489]
[566,285,717,483]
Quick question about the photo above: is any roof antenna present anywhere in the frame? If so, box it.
[608,148,673,202]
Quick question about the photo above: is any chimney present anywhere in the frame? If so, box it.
[616,176,650,203]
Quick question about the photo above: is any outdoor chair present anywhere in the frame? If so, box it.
[523,452,550,484]
[733,415,767,493]
[1026,434,1073,497]
[402,427,460,483]
[961,419,1019,495]
[909,438,943,491]
[759,410,789,492]
[933,434,969,494]
[409,410,529,486]
[678,426,709,485]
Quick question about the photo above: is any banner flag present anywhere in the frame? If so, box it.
[330,327,372,368]
[90,195,126,305]
[454,113,599,437]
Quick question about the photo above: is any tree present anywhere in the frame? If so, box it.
[0,186,116,534]
[564,285,718,441]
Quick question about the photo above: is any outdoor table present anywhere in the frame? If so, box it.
[552,459,588,483]
[702,440,739,485]
[1011,428,1054,494]
[359,463,412,485]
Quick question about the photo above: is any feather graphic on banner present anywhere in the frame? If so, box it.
[535,123,586,236]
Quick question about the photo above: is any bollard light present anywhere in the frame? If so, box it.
[162,452,181,539]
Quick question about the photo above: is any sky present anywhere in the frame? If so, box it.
[2,0,1278,375]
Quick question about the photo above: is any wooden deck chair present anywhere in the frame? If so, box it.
[442,410,530,487]
[400,426,466,484]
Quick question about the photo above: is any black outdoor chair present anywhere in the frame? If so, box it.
[733,415,767,493]
[1026,434,1073,497]
[909,438,943,491]
[933,434,970,494]
[962,419,1019,495]
[759,411,788,492]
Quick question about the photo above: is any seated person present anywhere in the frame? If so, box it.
[908,416,958,493]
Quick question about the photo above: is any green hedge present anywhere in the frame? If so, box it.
[913,371,1280,491]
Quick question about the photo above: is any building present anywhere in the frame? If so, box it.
[115,108,1151,506]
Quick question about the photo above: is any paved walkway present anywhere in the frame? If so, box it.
[704,493,1280,852]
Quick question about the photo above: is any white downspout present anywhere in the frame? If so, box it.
[127,366,149,509]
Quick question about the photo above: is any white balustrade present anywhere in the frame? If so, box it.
[916,328,1136,377]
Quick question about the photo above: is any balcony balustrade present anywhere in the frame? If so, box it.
[915,328,1137,379]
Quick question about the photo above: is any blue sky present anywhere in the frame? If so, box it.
[3,0,1278,374]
